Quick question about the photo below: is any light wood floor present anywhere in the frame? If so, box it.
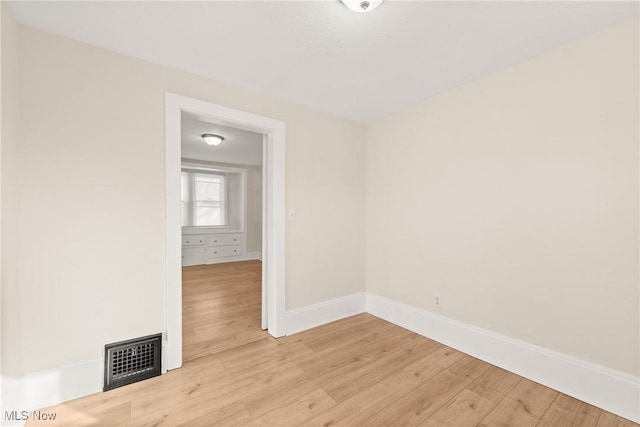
[27,261,637,426]
[182,261,268,362]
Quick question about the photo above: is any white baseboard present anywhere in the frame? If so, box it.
[1,376,25,426]
[6,293,637,424]
[205,251,261,265]
[286,292,366,335]
[366,293,640,423]
[1,358,102,426]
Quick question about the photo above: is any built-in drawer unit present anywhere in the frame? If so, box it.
[208,245,242,259]
[182,246,207,266]
[182,235,207,246]
[208,233,242,247]
[182,232,245,266]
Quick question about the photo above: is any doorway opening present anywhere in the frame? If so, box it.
[164,93,286,371]
[181,116,265,362]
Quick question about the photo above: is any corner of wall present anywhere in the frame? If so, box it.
[366,293,640,423]
[1,0,24,380]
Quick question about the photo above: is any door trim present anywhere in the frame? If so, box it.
[164,93,286,371]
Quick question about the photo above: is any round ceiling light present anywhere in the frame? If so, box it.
[341,0,383,13]
[201,134,225,146]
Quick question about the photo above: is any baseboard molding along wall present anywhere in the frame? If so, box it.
[6,292,637,424]
[1,376,25,426]
[366,293,640,424]
[206,251,261,265]
[285,292,366,335]
[1,359,102,426]
[284,291,639,422]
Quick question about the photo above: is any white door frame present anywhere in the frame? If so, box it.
[164,92,286,371]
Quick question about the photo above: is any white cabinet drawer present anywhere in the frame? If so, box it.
[182,235,207,246]
[208,234,242,247]
[208,245,242,258]
[182,246,207,266]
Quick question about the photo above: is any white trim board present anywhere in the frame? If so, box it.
[366,293,640,423]
[205,251,261,265]
[286,292,366,335]
[7,293,636,422]
[0,376,25,426]
[164,93,286,372]
[284,292,639,422]
[1,359,102,426]
[246,251,261,261]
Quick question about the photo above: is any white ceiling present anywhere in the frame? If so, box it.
[181,112,263,166]
[8,1,639,123]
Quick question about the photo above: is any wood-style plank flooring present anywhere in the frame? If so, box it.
[182,261,268,362]
[26,261,638,426]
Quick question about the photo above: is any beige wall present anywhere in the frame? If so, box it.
[1,3,22,377]
[366,17,639,375]
[14,26,365,373]
[247,165,262,254]
[4,8,636,381]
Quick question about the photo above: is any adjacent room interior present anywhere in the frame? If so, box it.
[1,1,638,426]
[179,112,267,362]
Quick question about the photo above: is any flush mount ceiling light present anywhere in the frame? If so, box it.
[341,0,383,13]
[201,134,224,146]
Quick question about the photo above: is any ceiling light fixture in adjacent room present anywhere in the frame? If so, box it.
[202,134,225,146]
[341,0,383,13]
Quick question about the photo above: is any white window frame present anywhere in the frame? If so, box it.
[181,168,228,229]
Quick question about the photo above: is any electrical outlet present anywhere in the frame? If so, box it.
[434,295,441,308]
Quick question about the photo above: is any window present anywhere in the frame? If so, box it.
[181,170,227,227]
